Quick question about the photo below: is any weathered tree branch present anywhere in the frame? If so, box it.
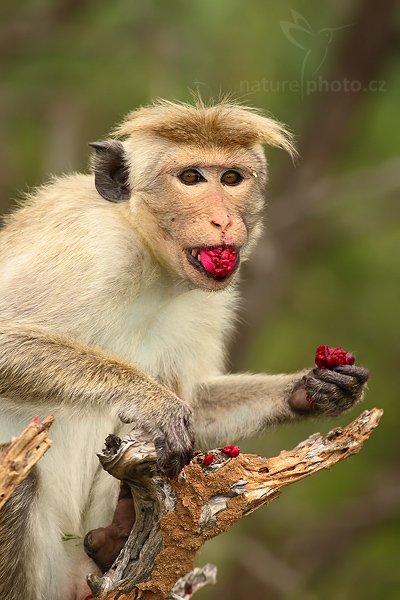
[0,415,53,510]
[88,408,383,600]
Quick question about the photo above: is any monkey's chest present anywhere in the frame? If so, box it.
[93,286,230,401]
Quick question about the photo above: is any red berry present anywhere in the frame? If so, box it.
[222,445,240,457]
[199,246,237,277]
[202,453,215,467]
[229,446,240,457]
[315,345,355,369]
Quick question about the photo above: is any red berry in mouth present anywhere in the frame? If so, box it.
[315,345,355,369]
[199,246,237,277]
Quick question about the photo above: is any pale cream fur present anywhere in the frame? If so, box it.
[0,101,361,600]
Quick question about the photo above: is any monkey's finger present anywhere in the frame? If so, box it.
[171,440,194,473]
[158,447,185,478]
[304,375,337,398]
[163,455,183,478]
[312,368,359,392]
[334,365,369,383]
[164,444,194,478]
[181,446,195,469]
[154,435,182,478]
[303,374,329,392]
[153,430,168,459]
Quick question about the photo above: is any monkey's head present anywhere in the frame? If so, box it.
[91,100,295,291]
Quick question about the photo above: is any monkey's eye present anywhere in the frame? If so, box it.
[178,169,206,185]
[221,170,243,186]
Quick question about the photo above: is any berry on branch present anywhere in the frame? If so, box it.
[202,453,215,467]
[222,445,240,458]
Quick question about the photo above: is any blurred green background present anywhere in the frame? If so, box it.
[1,1,399,598]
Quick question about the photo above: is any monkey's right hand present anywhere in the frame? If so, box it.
[153,400,195,478]
[118,398,195,479]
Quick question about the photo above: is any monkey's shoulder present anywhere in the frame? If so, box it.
[1,173,128,244]
[0,174,144,314]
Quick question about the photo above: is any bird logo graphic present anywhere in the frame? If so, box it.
[280,10,351,95]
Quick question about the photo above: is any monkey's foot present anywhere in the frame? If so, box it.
[84,482,136,571]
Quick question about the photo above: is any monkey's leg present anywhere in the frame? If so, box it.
[0,466,100,600]
[193,369,368,448]
[0,469,75,600]
[84,482,135,572]
[0,471,39,600]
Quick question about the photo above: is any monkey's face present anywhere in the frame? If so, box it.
[130,143,267,291]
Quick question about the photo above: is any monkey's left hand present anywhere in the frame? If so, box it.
[289,365,369,416]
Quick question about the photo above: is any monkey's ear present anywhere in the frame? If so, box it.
[89,140,130,202]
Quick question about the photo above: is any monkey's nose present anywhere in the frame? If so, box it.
[210,213,232,232]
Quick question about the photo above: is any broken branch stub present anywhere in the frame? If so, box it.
[0,415,54,510]
[89,408,383,600]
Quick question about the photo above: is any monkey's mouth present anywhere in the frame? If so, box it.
[186,245,240,280]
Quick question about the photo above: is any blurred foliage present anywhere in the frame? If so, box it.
[0,1,399,599]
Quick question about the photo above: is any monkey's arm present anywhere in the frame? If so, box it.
[0,322,193,476]
[193,368,368,448]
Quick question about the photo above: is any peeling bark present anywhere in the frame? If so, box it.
[89,408,383,600]
[0,416,53,510]
[170,564,217,599]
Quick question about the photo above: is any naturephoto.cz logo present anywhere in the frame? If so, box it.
[239,10,386,96]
